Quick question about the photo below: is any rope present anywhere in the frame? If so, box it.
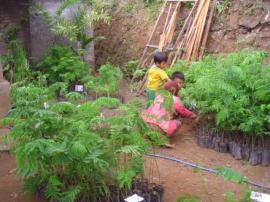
[145,153,270,191]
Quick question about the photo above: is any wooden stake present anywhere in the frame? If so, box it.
[163,2,173,34]
[191,0,210,59]
[170,0,199,66]
[199,0,216,60]
[182,0,208,60]
[159,2,181,51]
[139,2,168,68]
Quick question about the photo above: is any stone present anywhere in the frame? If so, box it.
[261,11,270,24]
[224,32,236,40]
[239,14,263,29]
[0,144,9,152]
[0,80,11,118]
[259,31,270,38]
[226,13,240,30]
[210,30,224,41]
[236,33,257,45]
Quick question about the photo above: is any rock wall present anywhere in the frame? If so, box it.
[30,0,95,65]
[0,0,31,56]
[29,0,63,63]
[30,0,95,64]
[207,0,270,57]
[0,0,95,64]
[95,0,270,66]
[0,0,27,118]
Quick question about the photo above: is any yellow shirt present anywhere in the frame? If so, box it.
[146,66,169,91]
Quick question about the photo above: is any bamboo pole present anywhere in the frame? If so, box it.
[163,2,173,34]
[177,1,203,60]
[164,2,182,45]
[199,0,216,60]
[182,0,208,60]
[159,2,181,50]
[191,0,211,59]
[170,0,199,66]
[139,2,168,68]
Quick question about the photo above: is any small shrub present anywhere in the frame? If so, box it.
[2,81,166,202]
[37,46,88,86]
[177,194,202,202]
[171,50,270,137]
[0,26,31,83]
[86,63,123,96]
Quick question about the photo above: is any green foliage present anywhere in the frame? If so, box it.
[2,79,164,201]
[239,190,252,202]
[0,26,31,83]
[224,190,252,202]
[86,63,123,96]
[158,89,174,112]
[224,192,236,202]
[177,194,202,202]
[9,83,55,118]
[122,60,140,79]
[171,50,270,137]
[215,167,246,184]
[143,0,162,6]
[37,46,88,85]
[216,0,231,15]
[66,92,85,103]
[33,0,111,49]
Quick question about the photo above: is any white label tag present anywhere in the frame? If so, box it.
[124,194,144,202]
[251,191,270,202]
[44,102,50,109]
[75,85,84,92]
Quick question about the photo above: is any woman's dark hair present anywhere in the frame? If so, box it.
[171,71,185,81]
[153,51,168,64]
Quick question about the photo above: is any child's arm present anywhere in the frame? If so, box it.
[159,70,169,82]
[174,97,196,118]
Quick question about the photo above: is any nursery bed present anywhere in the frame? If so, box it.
[195,123,270,166]
[1,120,270,202]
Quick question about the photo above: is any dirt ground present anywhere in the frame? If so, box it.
[144,119,270,202]
[1,119,270,202]
[0,128,43,202]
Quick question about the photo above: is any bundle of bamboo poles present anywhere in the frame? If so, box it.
[170,0,216,65]
[135,0,216,94]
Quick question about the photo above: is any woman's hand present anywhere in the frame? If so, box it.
[190,114,197,119]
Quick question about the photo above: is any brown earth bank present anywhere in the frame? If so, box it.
[144,119,270,202]
[95,0,270,66]
[0,152,44,202]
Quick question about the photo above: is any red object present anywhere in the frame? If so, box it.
[141,95,194,136]
[164,80,180,96]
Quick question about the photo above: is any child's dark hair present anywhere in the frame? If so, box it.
[171,71,185,81]
[153,51,168,64]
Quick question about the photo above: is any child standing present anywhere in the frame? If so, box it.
[146,51,169,107]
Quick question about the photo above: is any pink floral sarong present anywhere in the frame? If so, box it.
[141,95,194,136]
